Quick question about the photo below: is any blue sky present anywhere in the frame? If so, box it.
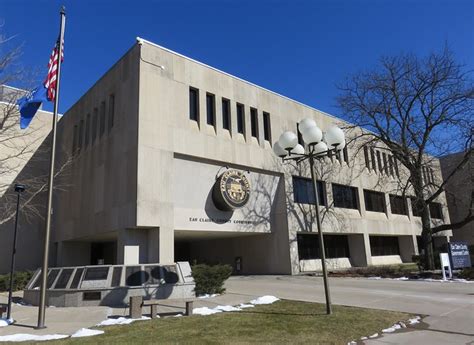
[2,0,473,117]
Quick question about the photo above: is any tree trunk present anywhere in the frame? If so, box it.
[421,206,435,270]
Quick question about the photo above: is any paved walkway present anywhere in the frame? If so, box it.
[225,275,474,344]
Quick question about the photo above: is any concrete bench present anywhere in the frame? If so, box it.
[129,296,193,319]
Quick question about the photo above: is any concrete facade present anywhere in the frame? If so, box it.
[0,39,453,275]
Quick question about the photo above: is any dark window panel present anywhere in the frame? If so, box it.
[206,93,215,126]
[250,108,258,138]
[236,103,245,134]
[394,158,400,177]
[100,101,106,137]
[364,190,386,213]
[189,87,199,121]
[297,234,350,260]
[411,197,423,217]
[376,151,383,174]
[111,267,122,287]
[390,195,407,215]
[371,147,377,172]
[343,147,349,163]
[363,146,370,170]
[70,268,84,289]
[108,94,115,131]
[332,184,358,209]
[292,177,326,206]
[263,112,271,142]
[429,202,443,220]
[54,269,74,289]
[382,152,389,175]
[370,236,400,256]
[296,123,304,146]
[222,98,231,130]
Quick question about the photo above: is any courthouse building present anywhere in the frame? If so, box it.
[0,38,452,275]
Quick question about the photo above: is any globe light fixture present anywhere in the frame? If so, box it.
[273,118,346,316]
[325,126,345,149]
[273,142,287,158]
[278,131,298,151]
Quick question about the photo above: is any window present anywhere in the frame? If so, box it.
[78,119,84,152]
[422,166,428,183]
[371,147,377,172]
[390,195,407,215]
[236,103,245,134]
[222,98,231,130]
[100,101,106,137]
[297,123,304,146]
[342,147,349,163]
[108,94,115,131]
[250,108,258,138]
[429,202,443,220]
[297,234,350,260]
[92,107,98,144]
[332,184,358,209]
[72,125,78,155]
[411,197,423,217]
[263,112,271,142]
[388,156,394,176]
[376,151,383,174]
[382,152,389,175]
[429,168,435,184]
[206,93,215,126]
[364,146,370,170]
[189,87,199,122]
[364,190,386,213]
[85,114,91,148]
[292,177,326,206]
[370,236,400,256]
[394,158,399,177]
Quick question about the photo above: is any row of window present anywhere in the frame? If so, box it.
[189,87,271,142]
[363,146,399,178]
[297,234,400,260]
[71,94,115,155]
[292,176,443,219]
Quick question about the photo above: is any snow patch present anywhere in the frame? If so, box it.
[0,334,69,342]
[393,276,409,281]
[215,305,241,312]
[250,295,280,305]
[408,316,421,325]
[174,313,183,317]
[367,276,382,280]
[382,323,402,333]
[0,318,13,328]
[238,303,255,309]
[369,333,379,338]
[96,316,151,326]
[197,294,219,299]
[71,328,104,338]
[193,307,223,316]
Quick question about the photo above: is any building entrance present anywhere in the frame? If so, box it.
[90,241,116,265]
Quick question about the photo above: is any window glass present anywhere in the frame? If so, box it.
[236,103,245,134]
[389,195,407,215]
[263,112,271,142]
[292,177,326,206]
[222,98,231,130]
[297,234,350,259]
[54,269,74,289]
[70,268,84,289]
[250,108,258,138]
[370,236,400,256]
[111,267,122,287]
[332,184,358,209]
[206,93,215,126]
[364,190,386,213]
[189,87,199,121]
[429,202,443,219]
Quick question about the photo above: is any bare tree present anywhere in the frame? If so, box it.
[0,30,73,226]
[337,47,474,269]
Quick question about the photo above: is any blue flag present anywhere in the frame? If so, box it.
[17,86,48,129]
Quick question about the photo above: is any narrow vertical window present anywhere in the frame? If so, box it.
[388,156,394,176]
[92,108,98,144]
[263,112,271,142]
[363,146,370,170]
[206,93,215,126]
[108,94,115,131]
[236,103,245,134]
[222,98,231,131]
[422,166,428,184]
[394,157,399,177]
[250,108,258,138]
[343,146,349,163]
[376,151,383,174]
[100,101,106,137]
[382,152,389,175]
[85,113,91,148]
[297,123,304,146]
[72,125,78,155]
[429,168,435,183]
[78,119,84,152]
[189,87,199,122]
[371,147,377,172]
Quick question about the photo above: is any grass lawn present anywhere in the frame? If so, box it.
[26,300,411,345]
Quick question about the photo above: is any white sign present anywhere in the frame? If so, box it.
[439,253,452,280]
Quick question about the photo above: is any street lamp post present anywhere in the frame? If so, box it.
[7,183,26,321]
[273,119,345,315]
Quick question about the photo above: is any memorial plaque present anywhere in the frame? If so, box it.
[145,266,162,285]
[47,269,60,288]
[163,265,179,284]
[449,242,471,269]
[126,266,147,286]
[54,269,74,289]
[84,267,110,281]
[111,267,122,287]
[70,268,84,289]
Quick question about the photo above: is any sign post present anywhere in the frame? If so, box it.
[439,253,452,281]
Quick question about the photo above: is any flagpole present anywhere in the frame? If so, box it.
[36,6,66,329]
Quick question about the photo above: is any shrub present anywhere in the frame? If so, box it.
[459,268,474,280]
[191,264,233,296]
[0,271,33,292]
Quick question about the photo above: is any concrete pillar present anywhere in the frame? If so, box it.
[398,236,416,262]
[363,233,373,266]
[158,227,174,264]
[348,234,369,267]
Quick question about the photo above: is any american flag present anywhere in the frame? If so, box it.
[44,38,64,101]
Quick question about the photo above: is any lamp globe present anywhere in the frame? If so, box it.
[325,126,345,148]
[313,141,328,155]
[273,142,287,158]
[278,131,298,150]
[291,144,305,155]
[302,125,322,145]
[298,118,317,133]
